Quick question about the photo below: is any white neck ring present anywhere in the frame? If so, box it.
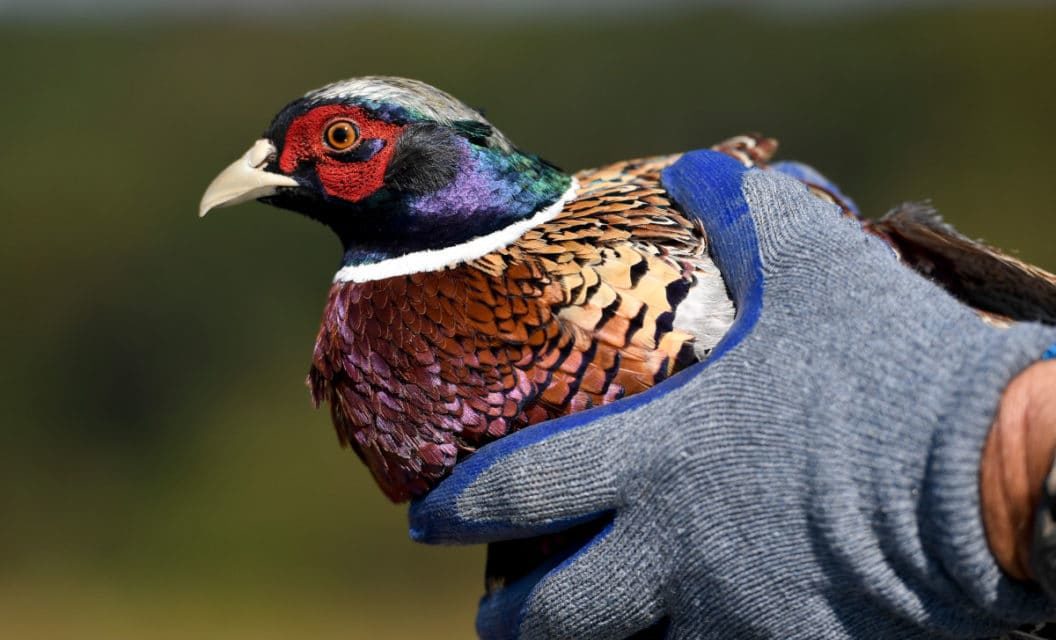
[332,179,578,284]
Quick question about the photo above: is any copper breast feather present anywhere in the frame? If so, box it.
[308,154,717,501]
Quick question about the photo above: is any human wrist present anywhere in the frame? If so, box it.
[981,357,1056,581]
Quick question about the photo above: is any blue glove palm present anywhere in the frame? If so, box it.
[411,152,1056,639]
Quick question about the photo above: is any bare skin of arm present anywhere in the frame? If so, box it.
[981,359,1056,581]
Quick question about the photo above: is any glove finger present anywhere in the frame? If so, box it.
[770,160,860,217]
[475,547,568,640]
[511,519,665,640]
[410,355,725,544]
[663,151,853,279]
[410,407,624,544]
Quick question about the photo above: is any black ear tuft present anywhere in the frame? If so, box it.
[384,123,461,196]
[452,119,493,146]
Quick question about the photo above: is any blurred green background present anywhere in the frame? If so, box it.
[1,3,1054,638]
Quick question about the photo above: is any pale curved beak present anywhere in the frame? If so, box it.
[198,139,299,217]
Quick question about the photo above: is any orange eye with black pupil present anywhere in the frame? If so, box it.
[324,120,359,151]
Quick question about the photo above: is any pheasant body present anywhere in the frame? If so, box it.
[308,155,733,501]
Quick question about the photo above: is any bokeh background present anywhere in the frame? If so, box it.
[2,1,1054,638]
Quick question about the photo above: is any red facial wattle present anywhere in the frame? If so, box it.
[278,105,406,203]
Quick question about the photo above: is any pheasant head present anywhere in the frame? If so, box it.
[200,76,572,279]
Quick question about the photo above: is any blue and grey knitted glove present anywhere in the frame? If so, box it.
[410,151,1056,639]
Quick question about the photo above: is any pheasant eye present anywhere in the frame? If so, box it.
[324,120,359,151]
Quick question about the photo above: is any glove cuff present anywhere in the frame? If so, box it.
[923,323,1056,626]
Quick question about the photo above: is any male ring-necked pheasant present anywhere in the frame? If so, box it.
[200,76,1056,508]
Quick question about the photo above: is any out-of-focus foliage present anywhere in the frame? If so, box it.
[1,6,1053,638]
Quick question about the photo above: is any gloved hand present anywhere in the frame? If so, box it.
[410,151,1056,639]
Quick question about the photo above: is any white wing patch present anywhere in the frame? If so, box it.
[675,259,736,360]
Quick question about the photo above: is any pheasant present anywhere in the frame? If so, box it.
[200,76,1056,505]
[200,78,1056,639]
